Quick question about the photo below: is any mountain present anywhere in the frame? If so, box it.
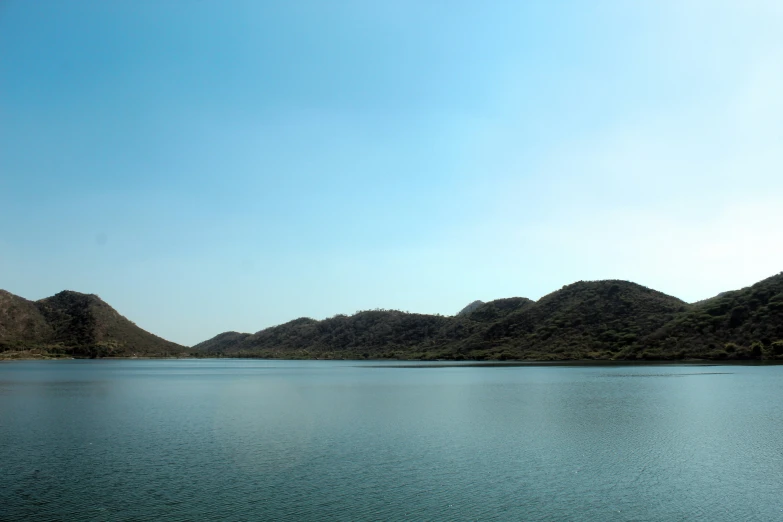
[6,273,783,360]
[0,290,186,358]
[194,331,251,354]
[455,281,687,359]
[196,274,783,361]
[641,272,783,359]
[193,311,457,359]
[461,297,535,323]
[457,300,484,316]
[0,290,53,343]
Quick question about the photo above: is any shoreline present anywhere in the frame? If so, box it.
[2,353,781,366]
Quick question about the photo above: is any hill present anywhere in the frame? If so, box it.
[641,272,783,359]
[192,297,536,359]
[0,290,53,344]
[6,273,783,360]
[194,311,457,359]
[192,282,687,360]
[0,290,186,358]
[429,281,684,360]
[197,274,783,361]
[194,331,251,354]
[457,300,485,316]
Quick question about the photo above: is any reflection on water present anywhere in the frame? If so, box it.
[602,372,734,377]
[1,360,782,521]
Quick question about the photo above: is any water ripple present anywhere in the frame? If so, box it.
[1,360,781,521]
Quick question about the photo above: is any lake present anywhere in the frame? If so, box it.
[1,359,782,521]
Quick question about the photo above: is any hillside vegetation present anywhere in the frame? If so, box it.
[641,273,783,360]
[195,273,783,361]
[4,273,783,360]
[0,290,186,358]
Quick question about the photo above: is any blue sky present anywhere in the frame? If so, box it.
[2,1,782,346]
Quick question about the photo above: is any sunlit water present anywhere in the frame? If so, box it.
[2,359,783,521]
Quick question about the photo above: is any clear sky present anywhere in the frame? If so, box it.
[2,1,782,346]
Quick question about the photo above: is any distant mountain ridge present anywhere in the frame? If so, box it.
[0,290,185,358]
[4,272,783,360]
[195,273,783,361]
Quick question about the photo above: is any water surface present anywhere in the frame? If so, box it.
[2,360,782,521]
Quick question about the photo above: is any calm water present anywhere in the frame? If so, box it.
[2,360,783,521]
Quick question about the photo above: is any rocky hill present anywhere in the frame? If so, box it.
[196,274,783,361]
[194,311,457,358]
[0,290,53,343]
[641,272,783,359]
[6,273,783,360]
[457,300,484,316]
[453,281,687,359]
[194,331,251,354]
[0,290,186,358]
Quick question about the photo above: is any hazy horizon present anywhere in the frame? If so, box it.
[3,1,783,346]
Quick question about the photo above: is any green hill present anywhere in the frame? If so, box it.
[194,331,251,354]
[194,311,457,359]
[191,281,688,360]
[196,274,783,361]
[455,281,688,360]
[0,290,53,344]
[6,272,783,360]
[456,300,485,316]
[640,272,783,359]
[0,290,186,358]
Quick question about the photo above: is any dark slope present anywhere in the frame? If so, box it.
[193,331,251,354]
[457,300,484,316]
[463,297,534,323]
[8,273,781,361]
[198,275,783,361]
[196,283,692,360]
[212,311,457,359]
[641,272,783,359]
[0,290,53,346]
[0,290,186,357]
[453,281,688,360]
[196,297,537,359]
